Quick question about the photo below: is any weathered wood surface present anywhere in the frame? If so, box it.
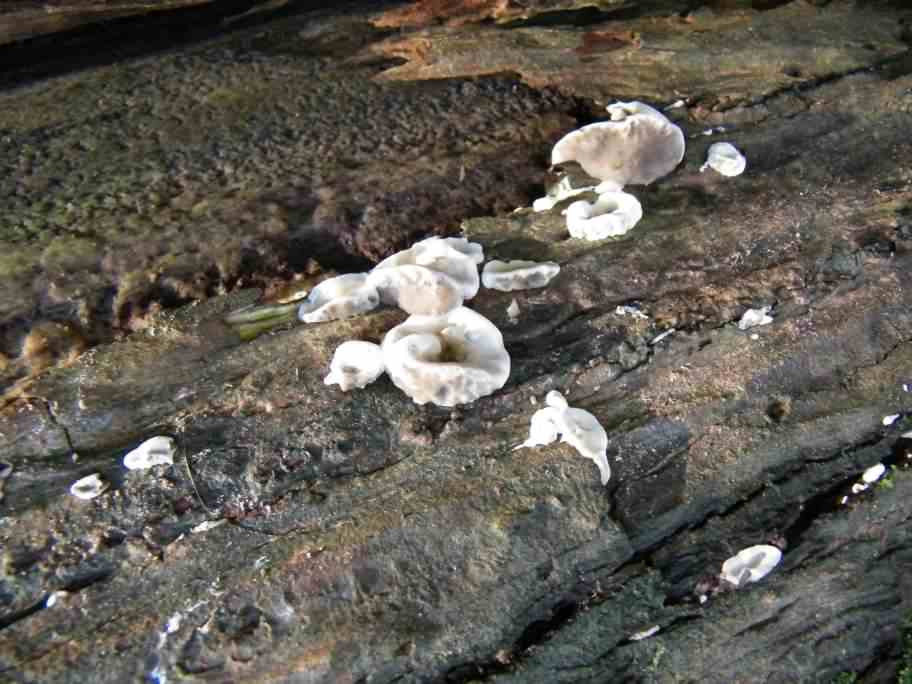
[2,1,912,683]
[0,0,287,46]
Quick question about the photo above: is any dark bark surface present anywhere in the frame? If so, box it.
[2,1,912,683]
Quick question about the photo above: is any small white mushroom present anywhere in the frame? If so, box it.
[720,544,782,587]
[324,340,385,391]
[551,101,685,190]
[862,463,886,483]
[482,260,560,291]
[45,590,68,608]
[123,436,175,470]
[737,306,773,330]
[700,142,747,177]
[297,273,380,323]
[517,390,610,485]
[506,298,520,322]
[382,306,510,406]
[70,473,108,500]
[566,191,643,240]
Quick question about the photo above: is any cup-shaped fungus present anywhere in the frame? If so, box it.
[368,236,484,316]
[720,544,782,587]
[373,236,483,300]
[324,340,386,391]
[70,473,108,500]
[700,142,746,177]
[297,273,380,324]
[123,436,175,470]
[551,101,685,191]
[566,191,643,240]
[367,264,467,317]
[518,390,610,484]
[482,260,560,291]
[381,306,510,406]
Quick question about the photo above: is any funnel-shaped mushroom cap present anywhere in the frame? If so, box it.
[297,273,380,324]
[382,306,510,406]
[721,544,782,587]
[701,142,746,177]
[482,260,560,291]
[367,264,466,316]
[373,236,483,299]
[566,191,643,240]
[552,101,685,190]
[518,391,610,484]
[324,341,386,391]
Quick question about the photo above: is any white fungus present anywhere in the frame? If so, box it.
[367,265,466,317]
[700,142,747,177]
[551,101,685,191]
[371,236,482,301]
[862,463,886,484]
[70,473,108,500]
[192,519,226,534]
[382,306,510,406]
[123,436,175,470]
[297,273,380,323]
[482,260,560,291]
[737,306,773,330]
[615,304,649,320]
[565,191,643,240]
[720,544,782,587]
[324,340,386,391]
[45,590,67,608]
[629,625,661,641]
[367,237,483,316]
[517,390,611,485]
[506,299,520,322]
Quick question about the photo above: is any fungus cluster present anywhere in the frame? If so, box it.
[307,236,561,407]
[540,100,747,241]
[543,101,684,240]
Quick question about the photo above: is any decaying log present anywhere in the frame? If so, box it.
[1,1,912,683]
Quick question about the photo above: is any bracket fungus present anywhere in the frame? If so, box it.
[737,306,773,330]
[324,340,386,391]
[566,191,643,240]
[517,390,610,484]
[720,544,782,587]
[123,436,175,470]
[481,260,560,291]
[70,473,108,500]
[700,142,747,177]
[381,306,510,406]
[367,236,483,316]
[551,101,685,191]
[297,273,380,324]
